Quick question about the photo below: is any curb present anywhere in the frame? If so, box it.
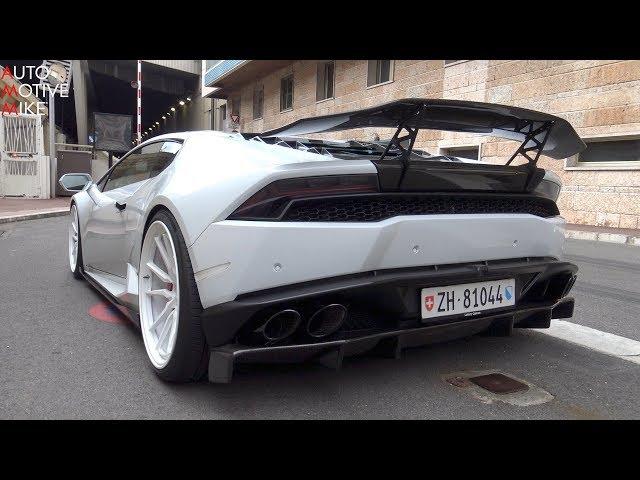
[565,229,640,247]
[0,209,69,224]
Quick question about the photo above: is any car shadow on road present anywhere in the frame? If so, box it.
[156,329,640,419]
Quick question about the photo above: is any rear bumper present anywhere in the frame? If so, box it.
[202,257,578,382]
[189,214,567,309]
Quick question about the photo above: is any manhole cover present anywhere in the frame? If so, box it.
[469,373,529,394]
[446,376,472,388]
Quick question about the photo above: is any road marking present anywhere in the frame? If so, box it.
[88,301,127,325]
[538,320,640,365]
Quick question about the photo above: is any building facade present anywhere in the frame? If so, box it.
[203,60,640,229]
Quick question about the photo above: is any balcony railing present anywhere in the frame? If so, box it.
[204,60,248,87]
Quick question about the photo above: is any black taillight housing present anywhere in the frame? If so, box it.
[228,174,379,220]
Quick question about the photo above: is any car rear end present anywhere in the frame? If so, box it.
[189,163,575,383]
[188,99,583,382]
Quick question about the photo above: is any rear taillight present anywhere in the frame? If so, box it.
[228,174,379,220]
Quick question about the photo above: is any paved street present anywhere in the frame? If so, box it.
[1,215,639,419]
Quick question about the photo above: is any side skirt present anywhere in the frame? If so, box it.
[82,265,140,327]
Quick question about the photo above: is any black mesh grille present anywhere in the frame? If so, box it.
[282,194,559,222]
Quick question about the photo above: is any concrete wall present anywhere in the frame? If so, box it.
[223,60,640,229]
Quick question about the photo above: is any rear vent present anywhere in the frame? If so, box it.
[283,194,559,222]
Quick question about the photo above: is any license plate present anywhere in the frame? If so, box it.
[421,278,515,320]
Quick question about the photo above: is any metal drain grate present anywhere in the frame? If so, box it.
[469,373,529,394]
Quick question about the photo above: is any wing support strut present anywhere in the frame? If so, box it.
[504,120,555,189]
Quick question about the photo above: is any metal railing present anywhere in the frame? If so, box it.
[0,114,48,198]
[2,115,43,156]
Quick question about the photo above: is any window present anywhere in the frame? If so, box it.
[280,74,294,111]
[230,97,240,117]
[367,60,393,87]
[316,61,335,101]
[103,141,182,192]
[441,146,480,161]
[578,138,640,164]
[253,85,264,120]
[218,103,227,130]
[444,60,467,66]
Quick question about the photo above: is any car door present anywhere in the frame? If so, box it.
[83,141,181,278]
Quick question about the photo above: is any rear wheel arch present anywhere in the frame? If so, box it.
[141,202,197,271]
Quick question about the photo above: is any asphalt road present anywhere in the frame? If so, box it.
[1,216,640,419]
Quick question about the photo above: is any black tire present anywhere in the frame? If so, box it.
[142,209,208,382]
[70,203,83,280]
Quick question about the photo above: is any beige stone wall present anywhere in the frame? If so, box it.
[225,60,640,229]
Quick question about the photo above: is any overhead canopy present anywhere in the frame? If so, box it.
[263,98,586,159]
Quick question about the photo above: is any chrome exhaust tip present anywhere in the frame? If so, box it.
[257,309,301,344]
[306,304,348,338]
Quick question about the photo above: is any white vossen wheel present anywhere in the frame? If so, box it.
[69,204,80,273]
[139,220,180,369]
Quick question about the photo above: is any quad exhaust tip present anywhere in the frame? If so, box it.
[258,309,302,344]
[307,304,348,338]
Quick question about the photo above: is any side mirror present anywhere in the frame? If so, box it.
[58,173,93,194]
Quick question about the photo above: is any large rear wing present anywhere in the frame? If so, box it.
[262,98,586,192]
[263,98,585,160]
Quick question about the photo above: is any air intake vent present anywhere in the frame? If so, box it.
[282,194,559,222]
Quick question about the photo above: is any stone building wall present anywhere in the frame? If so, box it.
[224,60,640,228]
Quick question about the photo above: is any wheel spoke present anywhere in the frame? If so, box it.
[165,319,178,357]
[149,298,175,331]
[156,310,175,352]
[154,236,174,277]
[146,288,173,299]
[161,235,176,274]
[147,261,171,283]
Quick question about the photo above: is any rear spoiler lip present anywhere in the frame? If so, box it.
[262,98,586,160]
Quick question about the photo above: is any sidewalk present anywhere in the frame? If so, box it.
[565,223,640,246]
[0,197,70,224]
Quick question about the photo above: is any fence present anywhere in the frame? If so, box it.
[0,114,50,198]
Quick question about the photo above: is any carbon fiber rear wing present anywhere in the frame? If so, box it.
[262,99,586,192]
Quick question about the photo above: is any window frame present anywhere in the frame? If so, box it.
[444,60,468,67]
[230,96,241,119]
[280,74,294,112]
[99,139,183,192]
[438,144,481,161]
[564,134,640,171]
[316,60,335,103]
[252,84,264,120]
[366,60,394,88]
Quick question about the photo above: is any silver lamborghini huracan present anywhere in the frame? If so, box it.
[61,99,584,383]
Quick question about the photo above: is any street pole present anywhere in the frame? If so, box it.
[137,60,142,144]
[48,90,56,198]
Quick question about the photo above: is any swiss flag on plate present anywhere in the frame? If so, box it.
[425,295,434,312]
